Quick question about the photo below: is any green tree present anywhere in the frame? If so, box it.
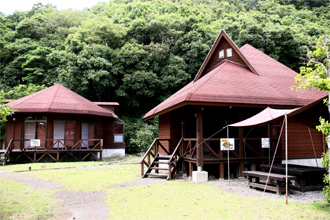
[294,36,330,202]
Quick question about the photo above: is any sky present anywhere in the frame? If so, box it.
[0,0,108,16]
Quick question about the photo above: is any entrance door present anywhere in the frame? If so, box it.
[53,122,65,148]
[81,122,89,148]
[24,122,36,148]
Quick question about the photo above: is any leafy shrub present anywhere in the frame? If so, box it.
[321,152,330,203]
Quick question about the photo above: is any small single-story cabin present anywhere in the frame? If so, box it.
[141,30,327,180]
[1,84,125,165]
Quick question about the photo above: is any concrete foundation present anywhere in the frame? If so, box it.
[282,158,322,167]
[192,171,208,182]
[100,149,125,158]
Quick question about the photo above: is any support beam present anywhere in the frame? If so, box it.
[239,111,244,177]
[196,106,203,167]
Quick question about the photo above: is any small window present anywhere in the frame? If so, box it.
[226,48,232,57]
[219,50,224,58]
[114,121,124,143]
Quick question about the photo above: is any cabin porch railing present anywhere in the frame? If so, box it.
[181,137,279,160]
[1,139,103,165]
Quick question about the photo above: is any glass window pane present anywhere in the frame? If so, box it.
[219,50,224,58]
[114,135,124,143]
[226,48,232,57]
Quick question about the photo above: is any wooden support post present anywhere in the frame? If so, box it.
[238,118,244,177]
[189,162,193,177]
[182,160,186,175]
[196,106,203,167]
[220,163,224,179]
[34,152,36,162]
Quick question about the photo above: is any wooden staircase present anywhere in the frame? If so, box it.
[141,138,182,180]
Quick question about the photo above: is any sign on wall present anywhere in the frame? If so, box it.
[261,138,270,148]
[220,138,235,151]
[31,139,41,147]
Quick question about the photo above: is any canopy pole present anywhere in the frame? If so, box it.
[227,126,230,185]
[308,127,319,167]
[268,124,270,165]
[285,114,288,205]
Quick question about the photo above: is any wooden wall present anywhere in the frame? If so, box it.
[281,118,324,159]
[5,114,124,150]
[204,38,245,74]
[103,118,114,149]
[159,112,171,154]
[5,115,24,149]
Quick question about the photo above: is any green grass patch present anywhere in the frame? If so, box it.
[23,166,140,192]
[106,181,330,220]
[0,155,142,172]
[0,176,60,220]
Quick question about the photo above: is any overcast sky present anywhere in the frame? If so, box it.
[1,0,108,15]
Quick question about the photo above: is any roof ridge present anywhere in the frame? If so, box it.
[61,85,89,114]
[46,84,60,112]
[9,86,49,108]
[186,61,229,100]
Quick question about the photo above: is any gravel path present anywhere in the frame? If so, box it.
[55,190,109,220]
[0,172,109,220]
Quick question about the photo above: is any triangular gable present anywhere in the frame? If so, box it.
[194,29,260,81]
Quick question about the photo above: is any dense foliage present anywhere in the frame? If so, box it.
[294,36,330,203]
[1,0,330,152]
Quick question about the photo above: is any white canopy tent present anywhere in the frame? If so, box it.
[227,107,296,204]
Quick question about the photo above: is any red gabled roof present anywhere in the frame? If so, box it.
[9,84,118,118]
[194,29,260,81]
[143,44,327,120]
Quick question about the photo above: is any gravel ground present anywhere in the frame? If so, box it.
[204,177,325,203]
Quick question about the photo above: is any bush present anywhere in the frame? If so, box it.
[122,116,158,154]
[321,151,330,203]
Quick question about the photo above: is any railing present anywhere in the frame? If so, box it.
[140,138,171,176]
[2,139,103,165]
[5,139,103,151]
[181,137,279,160]
[168,138,183,180]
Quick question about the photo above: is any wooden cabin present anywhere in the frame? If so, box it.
[141,30,327,180]
[1,84,125,165]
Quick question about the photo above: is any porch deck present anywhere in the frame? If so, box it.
[1,139,103,165]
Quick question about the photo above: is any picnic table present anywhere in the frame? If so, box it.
[242,171,297,195]
[260,164,326,192]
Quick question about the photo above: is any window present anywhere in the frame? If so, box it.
[24,116,47,148]
[219,50,224,58]
[81,122,95,147]
[114,121,124,143]
[226,48,232,57]
[53,121,75,148]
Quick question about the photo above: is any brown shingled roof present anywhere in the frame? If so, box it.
[9,84,118,118]
[143,44,327,120]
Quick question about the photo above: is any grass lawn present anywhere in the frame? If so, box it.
[106,181,330,220]
[1,155,329,219]
[0,176,60,219]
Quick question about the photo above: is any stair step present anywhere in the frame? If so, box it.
[158,155,171,159]
[153,161,169,164]
[145,173,168,178]
[150,167,168,170]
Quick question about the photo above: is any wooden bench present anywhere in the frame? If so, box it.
[242,171,297,195]
[260,164,326,192]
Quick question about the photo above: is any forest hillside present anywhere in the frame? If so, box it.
[1,0,330,152]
